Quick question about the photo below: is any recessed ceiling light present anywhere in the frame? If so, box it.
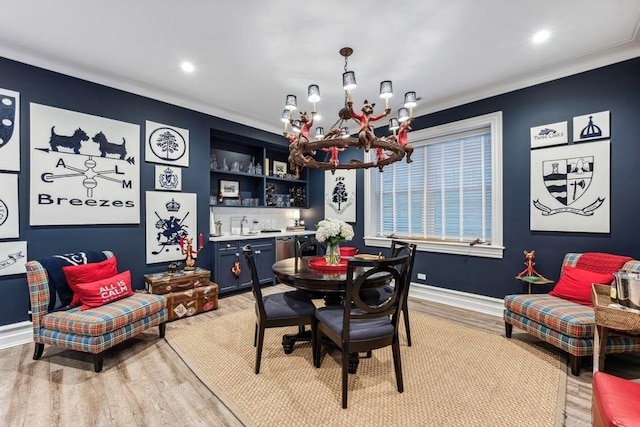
[181,61,195,73]
[532,30,550,44]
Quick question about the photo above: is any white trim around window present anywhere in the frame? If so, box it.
[364,111,504,259]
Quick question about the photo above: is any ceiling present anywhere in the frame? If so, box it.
[1,1,639,136]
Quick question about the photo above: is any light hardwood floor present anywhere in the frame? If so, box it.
[1,285,639,426]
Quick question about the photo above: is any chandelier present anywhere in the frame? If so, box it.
[280,47,417,175]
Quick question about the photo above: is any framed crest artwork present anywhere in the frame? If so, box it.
[0,88,20,172]
[155,165,182,191]
[530,140,610,233]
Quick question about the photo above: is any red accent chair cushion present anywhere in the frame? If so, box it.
[576,252,632,275]
[70,270,134,310]
[62,257,118,307]
[549,266,614,306]
[592,371,640,427]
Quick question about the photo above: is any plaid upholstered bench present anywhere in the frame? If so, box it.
[26,251,168,372]
[504,253,640,376]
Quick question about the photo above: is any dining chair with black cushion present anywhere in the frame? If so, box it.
[242,244,317,374]
[313,253,411,408]
[361,240,417,346]
[295,235,327,261]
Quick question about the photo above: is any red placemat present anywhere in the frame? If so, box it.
[308,256,348,271]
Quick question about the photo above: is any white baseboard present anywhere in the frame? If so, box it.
[0,321,33,350]
[409,282,504,318]
[0,284,503,349]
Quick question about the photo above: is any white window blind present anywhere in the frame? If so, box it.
[366,111,503,258]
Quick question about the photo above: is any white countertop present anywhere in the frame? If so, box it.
[209,230,315,242]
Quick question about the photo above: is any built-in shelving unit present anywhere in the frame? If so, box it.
[209,135,308,209]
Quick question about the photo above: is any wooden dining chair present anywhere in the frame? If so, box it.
[312,253,411,408]
[294,235,326,265]
[361,240,417,346]
[242,245,317,374]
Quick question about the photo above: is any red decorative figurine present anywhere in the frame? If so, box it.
[181,233,204,270]
[348,100,390,151]
[516,250,546,280]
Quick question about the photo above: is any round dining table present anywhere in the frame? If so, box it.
[272,255,391,296]
[272,255,391,373]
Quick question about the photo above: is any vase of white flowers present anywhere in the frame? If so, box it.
[315,218,354,265]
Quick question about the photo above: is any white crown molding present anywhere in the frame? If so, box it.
[1,36,639,136]
[0,38,275,133]
[413,43,640,118]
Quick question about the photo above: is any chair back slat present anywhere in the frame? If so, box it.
[342,254,411,341]
[242,245,266,318]
[391,239,417,301]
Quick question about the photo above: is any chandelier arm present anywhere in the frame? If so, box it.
[291,137,406,172]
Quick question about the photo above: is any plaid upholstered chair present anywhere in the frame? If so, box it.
[26,250,168,372]
[504,252,640,375]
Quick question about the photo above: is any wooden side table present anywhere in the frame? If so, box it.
[516,275,553,294]
[592,284,640,373]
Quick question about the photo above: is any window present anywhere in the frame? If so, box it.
[364,111,503,258]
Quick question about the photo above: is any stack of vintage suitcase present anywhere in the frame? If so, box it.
[143,268,219,321]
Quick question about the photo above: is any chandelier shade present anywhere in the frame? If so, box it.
[280,47,417,174]
[403,91,417,108]
[307,85,321,103]
[398,107,410,123]
[285,95,297,111]
[342,71,357,91]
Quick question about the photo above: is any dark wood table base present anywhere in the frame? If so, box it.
[273,256,393,374]
[281,325,360,374]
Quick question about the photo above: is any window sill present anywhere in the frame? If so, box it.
[363,236,504,259]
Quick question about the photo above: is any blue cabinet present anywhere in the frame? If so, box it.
[212,238,275,294]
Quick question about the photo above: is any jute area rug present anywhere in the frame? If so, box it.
[166,309,566,427]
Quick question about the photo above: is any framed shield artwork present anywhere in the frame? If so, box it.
[530,140,610,233]
[0,88,20,172]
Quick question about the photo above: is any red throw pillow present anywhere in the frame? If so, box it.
[62,257,118,307]
[71,270,134,310]
[549,265,614,306]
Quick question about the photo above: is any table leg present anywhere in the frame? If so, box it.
[593,325,609,373]
[282,325,312,354]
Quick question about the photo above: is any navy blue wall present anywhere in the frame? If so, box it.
[345,57,640,299]
[2,54,640,326]
[0,57,285,326]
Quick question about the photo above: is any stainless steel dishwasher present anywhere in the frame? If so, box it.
[275,236,295,261]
